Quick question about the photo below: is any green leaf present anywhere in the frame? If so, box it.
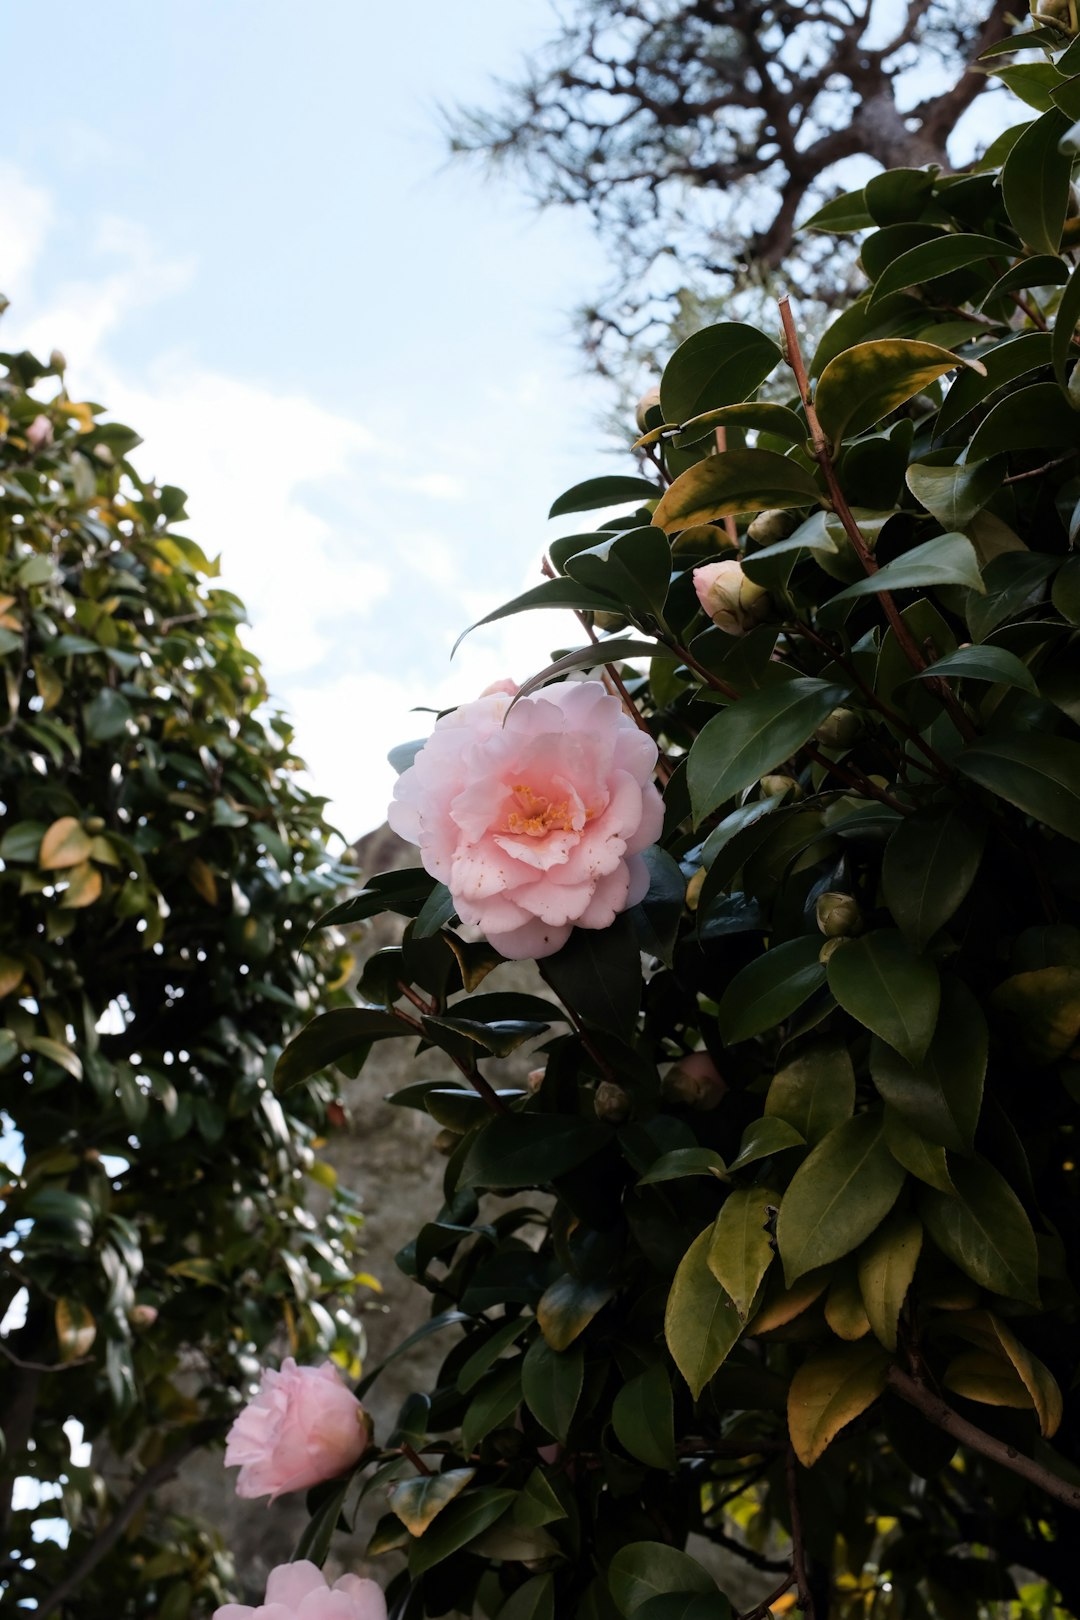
[911,645,1038,694]
[514,639,667,704]
[274,1008,403,1091]
[883,1108,956,1196]
[83,687,133,741]
[707,1185,781,1319]
[881,808,986,951]
[652,448,819,533]
[857,1208,923,1351]
[822,534,984,615]
[776,1112,906,1284]
[637,1147,728,1185]
[458,1317,529,1394]
[0,821,46,863]
[828,930,940,1064]
[408,1487,516,1575]
[307,868,436,933]
[25,1036,83,1081]
[498,1576,556,1620]
[801,187,876,232]
[609,1542,716,1617]
[292,1478,352,1566]
[919,1158,1040,1304]
[1001,108,1074,254]
[1054,260,1080,393]
[867,234,1013,308]
[389,1468,476,1536]
[787,1340,890,1466]
[664,1225,743,1398]
[764,1040,856,1145]
[566,527,672,621]
[687,678,850,823]
[864,167,936,225]
[421,1014,550,1059]
[542,914,642,1038]
[462,1115,610,1189]
[412,882,456,938]
[727,1116,806,1171]
[956,731,1080,843]
[870,977,987,1152]
[814,340,978,450]
[537,1272,616,1350]
[521,1337,584,1444]
[671,400,806,448]
[611,1363,677,1469]
[548,475,660,518]
[454,576,624,653]
[659,322,781,423]
[461,1360,524,1453]
[936,331,1053,436]
[904,460,1004,532]
[966,380,1080,461]
[716,938,828,1045]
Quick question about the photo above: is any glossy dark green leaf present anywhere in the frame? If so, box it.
[514,639,666,705]
[542,913,642,1037]
[867,234,1011,309]
[966,552,1058,640]
[801,187,875,232]
[687,678,849,823]
[717,937,828,1044]
[498,1576,556,1620]
[869,975,986,1153]
[936,331,1053,436]
[764,1039,856,1145]
[881,808,986,950]
[828,930,941,1064]
[1001,108,1073,254]
[864,167,936,225]
[454,576,623,653]
[521,1337,584,1444]
[919,1158,1040,1303]
[611,1363,677,1469]
[538,1272,617,1350]
[421,1014,550,1059]
[822,534,984,615]
[292,1478,352,1566]
[462,1116,610,1189]
[566,526,673,621]
[967,381,1080,461]
[408,1486,517,1575]
[307,868,437,934]
[653,448,819,533]
[637,1147,728,1185]
[274,1007,404,1092]
[956,731,1080,842]
[412,882,456,938]
[911,645,1037,694]
[726,1115,806,1171]
[460,1360,524,1454]
[815,340,976,450]
[608,1542,717,1617]
[1054,259,1080,392]
[548,475,660,518]
[663,1225,743,1398]
[905,460,1004,532]
[883,1107,956,1195]
[671,400,805,448]
[659,322,781,423]
[776,1112,906,1283]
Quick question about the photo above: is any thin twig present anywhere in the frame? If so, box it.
[716,426,739,547]
[400,1441,433,1477]
[0,1341,92,1373]
[740,1569,798,1620]
[392,1005,508,1115]
[802,741,911,816]
[1004,454,1074,484]
[786,1445,815,1618]
[777,295,978,745]
[887,1366,1080,1513]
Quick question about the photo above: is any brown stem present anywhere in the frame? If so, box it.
[400,1441,433,1477]
[1004,454,1074,484]
[1010,289,1048,331]
[785,1445,815,1618]
[393,1005,508,1115]
[541,555,673,782]
[740,1570,797,1620]
[35,1424,220,1618]
[642,442,672,487]
[662,636,740,702]
[802,741,911,816]
[715,427,739,547]
[777,295,978,745]
[886,1366,1080,1513]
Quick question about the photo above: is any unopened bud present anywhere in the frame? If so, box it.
[634,385,662,433]
[662,1052,726,1111]
[432,1127,462,1157]
[746,509,796,547]
[692,559,770,636]
[93,444,115,465]
[26,414,53,451]
[815,891,862,938]
[85,816,106,834]
[49,349,67,374]
[594,1080,631,1123]
[526,1066,546,1095]
[759,774,803,800]
[593,610,629,633]
[685,867,706,912]
[819,937,846,965]
[129,1303,158,1329]
[814,707,861,749]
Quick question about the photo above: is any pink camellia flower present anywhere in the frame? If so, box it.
[213,1560,387,1620]
[693,559,770,635]
[388,679,664,960]
[26,414,54,451]
[225,1359,369,1502]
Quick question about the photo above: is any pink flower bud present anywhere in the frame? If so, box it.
[26,414,53,451]
[128,1303,158,1329]
[692,560,770,635]
[662,1051,726,1111]
[224,1359,369,1502]
[213,1560,387,1620]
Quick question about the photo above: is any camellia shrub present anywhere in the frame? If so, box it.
[234,30,1080,1620]
[0,332,372,1617]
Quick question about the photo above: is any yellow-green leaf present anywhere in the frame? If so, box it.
[787,1340,890,1466]
[664,1224,743,1398]
[857,1208,923,1351]
[0,953,24,999]
[814,340,982,451]
[992,967,1080,1064]
[389,1468,476,1536]
[187,857,219,906]
[707,1185,781,1320]
[944,1349,1033,1409]
[946,1310,1063,1436]
[59,862,103,909]
[55,1298,96,1361]
[39,816,93,871]
[824,1265,871,1341]
[653,448,820,533]
[747,1267,832,1335]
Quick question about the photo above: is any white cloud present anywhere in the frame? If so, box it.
[0,162,53,297]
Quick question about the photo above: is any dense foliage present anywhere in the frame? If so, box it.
[0,335,371,1617]
[264,17,1080,1620]
[450,0,1012,374]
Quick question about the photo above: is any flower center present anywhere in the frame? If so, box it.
[504,783,575,837]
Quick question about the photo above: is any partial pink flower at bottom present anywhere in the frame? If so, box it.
[213,1560,387,1620]
[225,1358,369,1502]
[388,679,664,960]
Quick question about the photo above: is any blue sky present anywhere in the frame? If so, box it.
[2,0,619,838]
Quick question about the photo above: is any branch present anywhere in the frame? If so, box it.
[786,1445,815,1619]
[886,1366,1080,1514]
[35,1423,223,1618]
